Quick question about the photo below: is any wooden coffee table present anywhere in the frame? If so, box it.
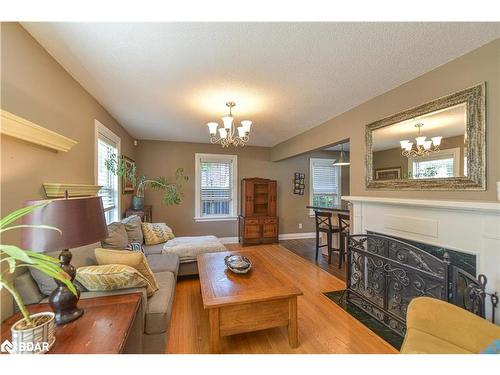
[197,250,303,353]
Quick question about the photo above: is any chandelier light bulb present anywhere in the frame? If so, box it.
[218,128,228,139]
[415,136,427,146]
[241,120,252,133]
[431,136,442,147]
[207,122,218,135]
[237,126,246,138]
[400,140,409,149]
[423,140,432,150]
[405,142,413,151]
[222,116,233,129]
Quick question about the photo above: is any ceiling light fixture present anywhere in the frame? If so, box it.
[400,123,441,158]
[206,101,252,147]
[333,143,350,166]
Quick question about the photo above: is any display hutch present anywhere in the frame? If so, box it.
[238,178,278,245]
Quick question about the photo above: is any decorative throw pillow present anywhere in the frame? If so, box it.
[141,222,175,245]
[94,248,159,295]
[101,222,129,249]
[126,241,145,253]
[76,264,150,294]
[121,215,144,244]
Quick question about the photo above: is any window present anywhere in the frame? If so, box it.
[408,147,460,179]
[309,158,340,211]
[195,153,237,222]
[95,121,121,223]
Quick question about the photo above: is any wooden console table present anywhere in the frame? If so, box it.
[1,293,141,354]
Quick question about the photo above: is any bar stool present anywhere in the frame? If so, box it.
[314,211,340,264]
[337,213,350,269]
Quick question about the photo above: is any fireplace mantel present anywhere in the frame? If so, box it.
[343,195,500,323]
[343,196,500,214]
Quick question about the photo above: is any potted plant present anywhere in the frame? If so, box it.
[0,202,77,354]
[105,154,188,210]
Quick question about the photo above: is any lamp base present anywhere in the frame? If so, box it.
[49,285,84,325]
[49,248,84,325]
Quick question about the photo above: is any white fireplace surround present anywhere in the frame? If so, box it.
[343,196,500,323]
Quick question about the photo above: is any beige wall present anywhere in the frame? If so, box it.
[373,135,466,178]
[271,39,500,201]
[136,140,349,237]
[0,23,136,321]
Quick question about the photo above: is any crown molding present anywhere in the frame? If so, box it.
[43,183,102,198]
[1,109,77,152]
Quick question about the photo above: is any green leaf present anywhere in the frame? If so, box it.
[0,245,33,264]
[5,258,16,273]
[24,250,60,264]
[0,202,49,229]
[0,224,62,234]
[21,264,77,296]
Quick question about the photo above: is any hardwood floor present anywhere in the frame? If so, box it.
[166,243,396,354]
[279,238,347,281]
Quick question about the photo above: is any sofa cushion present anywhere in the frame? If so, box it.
[121,215,144,244]
[143,243,165,255]
[95,248,159,296]
[76,264,151,293]
[142,222,174,245]
[161,235,226,263]
[146,253,179,278]
[145,271,176,335]
[102,222,129,249]
[28,242,97,296]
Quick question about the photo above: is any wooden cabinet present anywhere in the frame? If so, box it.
[239,178,278,245]
[125,205,152,222]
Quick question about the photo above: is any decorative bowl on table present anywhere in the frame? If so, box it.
[224,254,252,274]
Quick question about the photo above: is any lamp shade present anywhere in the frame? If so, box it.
[21,196,108,252]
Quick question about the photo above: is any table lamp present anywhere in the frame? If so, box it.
[22,196,108,325]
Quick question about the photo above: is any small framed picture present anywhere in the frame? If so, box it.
[375,167,402,181]
[122,156,135,194]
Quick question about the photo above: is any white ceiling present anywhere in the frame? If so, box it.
[22,22,500,146]
[373,103,466,151]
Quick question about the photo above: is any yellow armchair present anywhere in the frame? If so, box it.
[401,296,500,354]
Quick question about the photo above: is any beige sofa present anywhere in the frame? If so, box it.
[14,241,179,354]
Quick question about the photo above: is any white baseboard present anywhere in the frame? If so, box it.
[219,232,315,244]
[279,232,316,240]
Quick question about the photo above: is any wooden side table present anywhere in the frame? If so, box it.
[1,293,141,354]
[125,205,152,222]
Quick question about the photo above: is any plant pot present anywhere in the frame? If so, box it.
[131,196,144,210]
[10,312,55,354]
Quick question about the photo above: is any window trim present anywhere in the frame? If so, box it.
[408,147,460,179]
[309,157,341,216]
[194,153,238,222]
[94,120,121,222]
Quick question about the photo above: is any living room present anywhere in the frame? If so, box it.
[1,1,499,372]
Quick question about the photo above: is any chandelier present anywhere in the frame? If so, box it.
[206,101,252,147]
[400,123,442,158]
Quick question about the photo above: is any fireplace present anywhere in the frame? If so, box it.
[343,195,500,328]
[346,233,497,337]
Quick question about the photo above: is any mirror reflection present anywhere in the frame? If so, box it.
[372,103,467,181]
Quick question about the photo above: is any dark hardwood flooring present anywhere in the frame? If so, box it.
[279,238,346,281]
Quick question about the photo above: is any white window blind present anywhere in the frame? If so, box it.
[310,159,340,208]
[200,158,232,216]
[195,153,237,221]
[96,122,120,224]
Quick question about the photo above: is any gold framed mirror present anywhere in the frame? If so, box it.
[366,83,486,190]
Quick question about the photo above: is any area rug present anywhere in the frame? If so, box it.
[323,290,403,350]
